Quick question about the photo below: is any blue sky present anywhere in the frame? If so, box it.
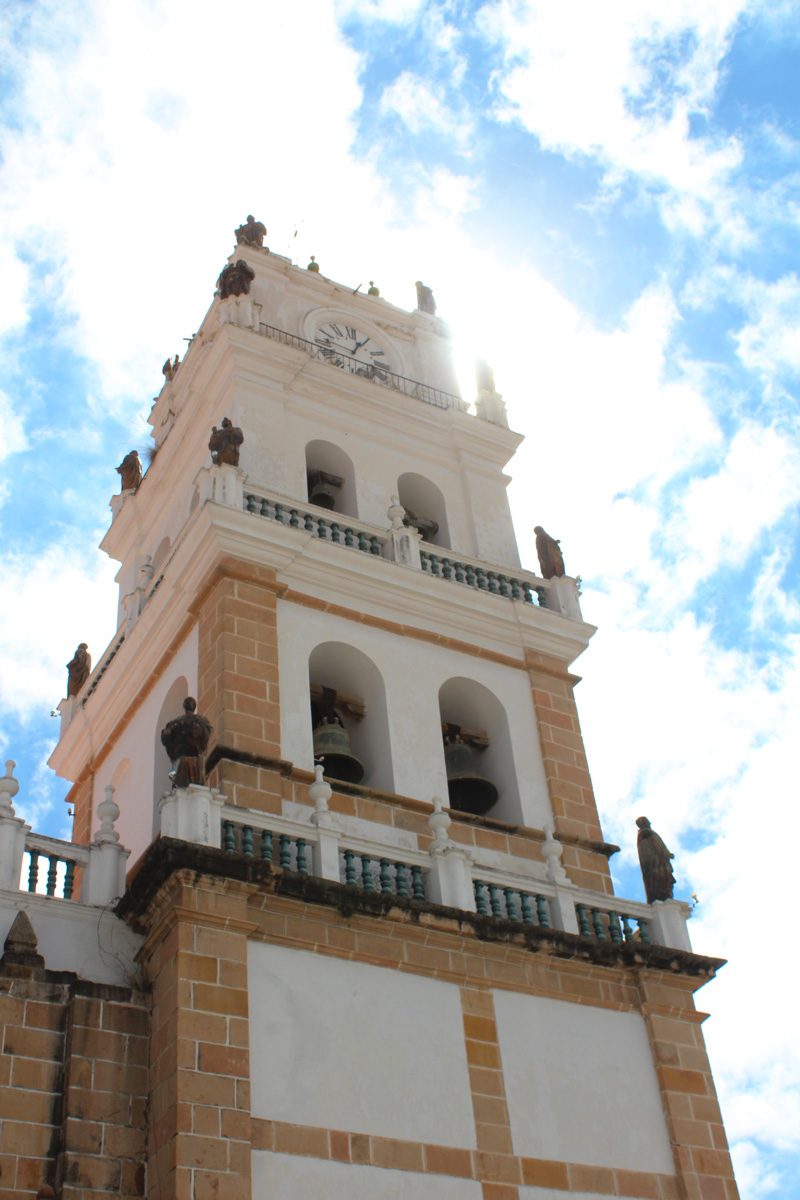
[2,1,799,1193]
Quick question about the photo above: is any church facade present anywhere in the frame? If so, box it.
[0,221,739,1199]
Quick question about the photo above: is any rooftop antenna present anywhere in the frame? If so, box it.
[352,283,363,295]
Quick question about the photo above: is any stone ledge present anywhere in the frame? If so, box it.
[117,837,724,982]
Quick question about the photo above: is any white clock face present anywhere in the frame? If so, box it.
[313,320,391,379]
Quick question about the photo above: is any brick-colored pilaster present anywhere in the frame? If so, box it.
[142,871,255,1200]
[462,987,520,1198]
[196,558,281,765]
[638,973,739,1200]
[525,649,611,893]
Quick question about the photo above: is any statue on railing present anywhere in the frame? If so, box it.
[66,643,91,698]
[636,816,675,903]
[209,417,244,467]
[217,259,255,299]
[534,525,565,579]
[116,450,142,492]
[235,214,267,248]
[415,280,436,315]
[162,354,180,381]
[160,698,212,788]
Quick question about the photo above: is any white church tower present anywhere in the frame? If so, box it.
[32,216,740,1200]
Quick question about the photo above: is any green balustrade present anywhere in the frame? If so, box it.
[411,865,425,900]
[28,850,39,892]
[279,834,292,869]
[289,508,300,528]
[241,826,254,856]
[260,830,273,862]
[344,849,357,886]
[64,860,76,901]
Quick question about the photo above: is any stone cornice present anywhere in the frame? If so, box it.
[117,837,725,986]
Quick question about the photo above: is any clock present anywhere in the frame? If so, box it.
[312,319,392,381]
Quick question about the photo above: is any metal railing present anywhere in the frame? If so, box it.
[256,323,464,411]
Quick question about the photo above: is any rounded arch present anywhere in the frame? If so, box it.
[305,440,358,518]
[153,676,189,826]
[308,641,393,792]
[397,472,450,548]
[438,677,520,822]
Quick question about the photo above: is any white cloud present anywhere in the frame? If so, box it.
[734,272,800,381]
[477,0,749,242]
[0,390,27,462]
[380,71,474,152]
[0,542,118,723]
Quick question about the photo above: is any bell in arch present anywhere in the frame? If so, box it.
[308,469,343,511]
[313,716,365,784]
[444,734,498,816]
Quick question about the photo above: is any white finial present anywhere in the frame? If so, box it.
[94,784,121,845]
[0,761,19,816]
[387,495,406,530]
[542,823,568,885]
[428,795,452,847]
[309,762,332,814]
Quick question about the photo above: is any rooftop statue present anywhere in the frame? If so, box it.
[534,525,565,579]
[160,697,212,789]
[217,259,256,299]
[162,354,180,381]
[476,360,496,393]
[415,280,436,315]
[66,643,91,698]
[116,450,142,492]
[209,417,244,467]
[636,816,676,904]
[367,280,380,296]
[235,214,267,248]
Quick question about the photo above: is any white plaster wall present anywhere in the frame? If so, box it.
[248,943,476,1148]
[278,602,552,827]
[253,1152,483,1200]
[0,894,142,987]
[90,624,199,868]
[493,991,674,1175]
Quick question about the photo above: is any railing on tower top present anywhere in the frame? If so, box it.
[256,322,465,412]
[243,486,546,607]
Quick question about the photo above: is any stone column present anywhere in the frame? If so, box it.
[0,761,29,892]
[142,872,255,1200]
[425,798,476,912]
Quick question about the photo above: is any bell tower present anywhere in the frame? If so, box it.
[44,219,739,1200]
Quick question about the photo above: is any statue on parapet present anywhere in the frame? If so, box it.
[217,259,256,299]
[66,643,91,698]
[162,354,180,381]
[476,360,496,393]
[209,417,244,467]
[415,280,436,315]
[534,526,565,579]
[235,215,267,248]
[160,698,212,789]
[636,816,676,904]
[116,450,142,492]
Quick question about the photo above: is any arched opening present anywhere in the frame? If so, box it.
[305,440,357,518]
[438,677,521,823]
[397,472,450,548]
[153,676,189,832]
[308,642,393,792]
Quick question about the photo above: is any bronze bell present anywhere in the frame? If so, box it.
[313,717,365,784]
[308,470,342,510]
[444,736,498,816]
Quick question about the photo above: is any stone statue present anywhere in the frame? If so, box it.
[477,360,496,393]
[66,643,91,697]
[160,698,212,788]
[235,215,267,248]
[534,525,565,579]
[415,280,436,315]
[209,417,244,467]
[162,354,180,381]
[217,259,255,299]
[636,817,676,904]
[116,450,142,492]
